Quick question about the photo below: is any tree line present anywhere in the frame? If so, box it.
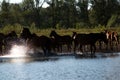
[0,0,120,29]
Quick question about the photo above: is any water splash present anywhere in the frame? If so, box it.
[1,44,29,58]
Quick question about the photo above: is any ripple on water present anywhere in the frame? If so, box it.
[0,53,120,80]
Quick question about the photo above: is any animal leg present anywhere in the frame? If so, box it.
[74,42,78,53]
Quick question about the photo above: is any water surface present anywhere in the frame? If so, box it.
[0,53,120,80]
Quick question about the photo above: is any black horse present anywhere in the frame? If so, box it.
[50,30,72,52]
[27,33,53,56]
[72,32,108,56]
[20,28,32,41]
[50,37,60,52]
[0,33,5,55]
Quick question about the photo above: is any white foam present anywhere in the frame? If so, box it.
[2,45,29,58]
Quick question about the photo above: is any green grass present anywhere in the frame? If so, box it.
[0,24,120,37]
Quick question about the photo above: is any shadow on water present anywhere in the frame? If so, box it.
[0,52,120,63]
[75,52,120,59]
[0,56,60,63]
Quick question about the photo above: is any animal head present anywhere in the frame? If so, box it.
[72,32,77,39]
[104,30,112,40]
[6,31,17,39]
[50,30,57,38]
[100,32,109,44]
[20,28,32,40]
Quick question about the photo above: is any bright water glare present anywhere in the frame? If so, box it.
[1,44,29,58]
[0,54,120,80]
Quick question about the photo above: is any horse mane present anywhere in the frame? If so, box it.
[50,30,60,38]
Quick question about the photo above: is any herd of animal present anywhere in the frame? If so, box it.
[0,28,119,57]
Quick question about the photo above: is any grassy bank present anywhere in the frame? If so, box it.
[0,24,120,37]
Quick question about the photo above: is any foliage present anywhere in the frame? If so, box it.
[30,22,39,33]
[0,24,23,35]
[0,25,120,37]
[0,0,120,29]
[106,14,118,28]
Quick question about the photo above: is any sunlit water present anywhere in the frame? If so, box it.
[0,53,120,80]
[1,44,33,58]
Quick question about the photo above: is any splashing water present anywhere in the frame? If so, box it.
[10,45,28,57]
[2,44,29,58]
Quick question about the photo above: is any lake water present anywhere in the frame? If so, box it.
[0,53,120,80]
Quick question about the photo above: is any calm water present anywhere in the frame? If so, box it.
[0,53,120,80]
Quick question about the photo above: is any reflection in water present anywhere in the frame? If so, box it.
[0,53,120,80]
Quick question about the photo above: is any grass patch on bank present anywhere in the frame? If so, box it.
[0,24,120,37]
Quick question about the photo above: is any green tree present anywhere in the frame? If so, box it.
[77,0,90,27]
[0,0,10,26]
[89,0,120,27]
[9,4,23,24]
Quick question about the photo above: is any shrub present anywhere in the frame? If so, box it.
[0,24,23,35]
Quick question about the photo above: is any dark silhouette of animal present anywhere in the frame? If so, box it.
[50,30,72,52]
[0,33,5,55]
[27,33,53,56]
[3,31,18,54]
[20,28,32,41]
[20,29,53,56]
[72,32,108,56]
[50,37,59,52]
